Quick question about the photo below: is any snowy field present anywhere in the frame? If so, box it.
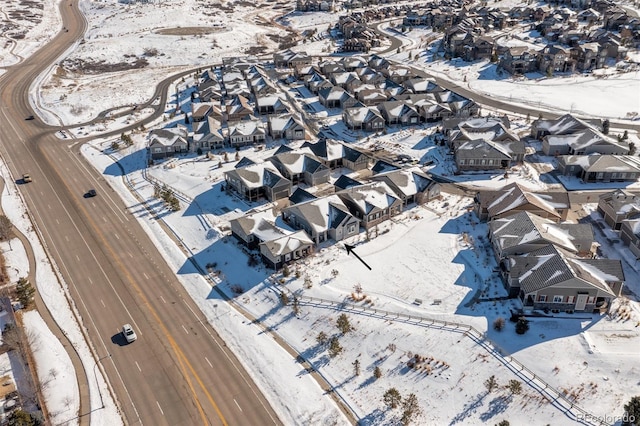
[0,0,639,423]
[80,130,640,424]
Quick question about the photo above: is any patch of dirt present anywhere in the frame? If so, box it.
[155,26,224,36]
[61,57,149,75]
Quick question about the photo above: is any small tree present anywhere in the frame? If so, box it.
[0,215,13,242]
[507,380,522,395]
[282,264,290,277]
[279,292,289,305]
[493,317,505,331]
[373,366,382,379]
[623,130,629,140]
[16,277,35,309]
[316,331,327,345]
[623,396,640,425]
[6,409,38,426]
[292,296,300,315]
[496,421,510,426]
[629,141,636,156]
[401,393,421,426]
[353,359,360,376]
[336,313,353,334]
[328,336,343,357]
[383,388,402,409]
[515,317,530,335]
[485,375,498,392]
[111,140,120,151]
[602,119,610,135]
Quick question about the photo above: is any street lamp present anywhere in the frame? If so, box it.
[94,354,111,409]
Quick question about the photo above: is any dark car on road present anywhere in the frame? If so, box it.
[84,189,97,198]
[25,115,34,120]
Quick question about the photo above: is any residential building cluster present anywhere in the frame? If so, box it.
[225,138,441,269]
[476,182,625,313]
[404,0,637,73]
[147,52,481,160]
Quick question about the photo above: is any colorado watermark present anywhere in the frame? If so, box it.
[576,413,635,424]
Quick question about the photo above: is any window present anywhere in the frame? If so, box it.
[587,296,596,304]
[347,223,356,233]
[553,295,563,303]
[538,295,547,302]
[469,160,475,165]
[567,296,575,303]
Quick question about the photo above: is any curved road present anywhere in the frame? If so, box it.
[0,2,281,426]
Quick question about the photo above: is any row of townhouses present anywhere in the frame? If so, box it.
[475,182,624,313]
[225,138,441,269]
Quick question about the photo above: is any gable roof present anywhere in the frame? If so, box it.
[284,195,356,233]
[334,174,364,190]
[337,182,402,214]
[489,211,593,254]
[509,245,620,295]
[371,167,435,198]
[231,209,289,242]
[482,182,570,219]
[225,162,290,189]
[260,230,313,257]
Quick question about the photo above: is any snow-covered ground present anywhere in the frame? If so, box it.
[82,129,640,424]
[0,0,639,423]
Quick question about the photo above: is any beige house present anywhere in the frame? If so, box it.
[597,189,640,230]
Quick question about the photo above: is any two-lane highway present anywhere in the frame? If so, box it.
[0,1,281,425]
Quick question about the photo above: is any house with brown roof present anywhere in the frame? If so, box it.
[474,182,570,222]
[225,95,254,122]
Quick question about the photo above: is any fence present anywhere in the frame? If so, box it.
[290,295,611,426]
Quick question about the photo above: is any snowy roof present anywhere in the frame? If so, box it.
[559,155,640,173]
[371,167,435,198]
[509,245,620,296]
[231,210,290,242]
[483,183,569,219]
[284,195,355,233]
[337,182,401,214]
[260,230,313,257]
[489,211,593,255]
[225,162,289,189]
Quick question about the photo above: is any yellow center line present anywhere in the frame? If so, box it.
[42,147,228,425]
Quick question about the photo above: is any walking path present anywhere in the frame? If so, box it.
[0,177,91,426]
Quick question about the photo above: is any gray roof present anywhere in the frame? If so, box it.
[509,245,620,295]
[489,211,593,254]
[482,183,570,219]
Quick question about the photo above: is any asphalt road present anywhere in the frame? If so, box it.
[0,2,280,426]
